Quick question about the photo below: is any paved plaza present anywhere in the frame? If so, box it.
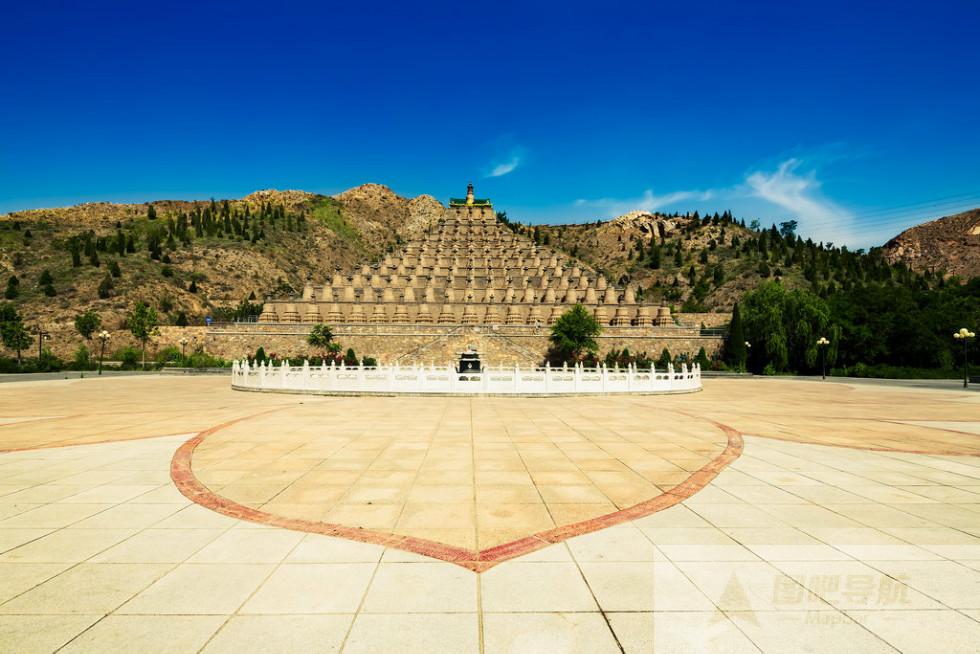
[0,376,979,652]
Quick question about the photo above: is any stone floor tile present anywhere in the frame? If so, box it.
[284,533,384,563]
[69,502,185,529]
[59,615,225,654]
[0,563,171,614]
[0,562,73,604]
[728,610,900,653]
[642,527,761,561]
[607,611,761,654]
[676,561,830,612]
[201,614,353,653]
[152,503,243,529]
[0,503,115,529]
[868,560,980,609]
[0,528,53,555]
[187,528,304,563]
[344,613,478,654]
[90,528,227,563]
[721,527,853,561]
[0,614,103,654]
[580,561,715,611]
[847,609,980,654]
[117,563,273,615]
[0,528,137,563]
[566,525,664,562]
[362,562,476,613]
[240,563,376,614]
[483,612,620,654]
[481,562,598,612]
[772,560,943,610]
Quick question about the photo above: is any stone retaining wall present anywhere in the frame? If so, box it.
[37,319,727,366]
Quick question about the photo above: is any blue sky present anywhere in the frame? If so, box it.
[2,1,979,247]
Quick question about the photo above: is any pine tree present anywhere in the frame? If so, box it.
[725,302,747,371]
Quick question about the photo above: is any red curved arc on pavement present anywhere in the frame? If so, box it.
[171,414,744,572]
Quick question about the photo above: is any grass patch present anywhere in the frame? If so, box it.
[311,197,359,243]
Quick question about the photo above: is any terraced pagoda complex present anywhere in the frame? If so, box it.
[258,184,675,329]
[221,184,725,364]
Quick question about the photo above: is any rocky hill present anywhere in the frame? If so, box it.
[0,185,442,330]
[528,210,813,312]
[881,208,980,279]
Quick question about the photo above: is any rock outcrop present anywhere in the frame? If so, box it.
[882,208,980,279]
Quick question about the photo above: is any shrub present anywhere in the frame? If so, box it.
[74,310,101,339]
[114,345,141,369]
[98,274,113,299]
[155,346,182,365]
[73,345,91,368]
[184,351,228,368]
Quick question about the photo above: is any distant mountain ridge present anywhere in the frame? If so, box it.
[0,185,974,335]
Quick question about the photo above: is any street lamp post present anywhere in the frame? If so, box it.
[33,325,50,362]
[97,330,111,376]
[179,336,189,364]
[817,337,830,380]
[953,328,976,389]
[743,341,751,372]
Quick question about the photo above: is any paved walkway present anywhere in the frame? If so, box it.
[0,376,978,652]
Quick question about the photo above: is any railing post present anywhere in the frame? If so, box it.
[514,363,521,394]
[544,361,550,393]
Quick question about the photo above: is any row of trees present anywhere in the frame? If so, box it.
[724,278,979,375]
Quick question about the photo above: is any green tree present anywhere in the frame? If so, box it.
[738,282,837,374]
[39,270,53,285]
[74,310,102,340]
[4,276,18,300]
[548,304,601,363]
[0,303,31,366]
[307,324,334,352]
[695,347,711,368]
[724,302,748,371]
[657,347,672,369]
[109,260,121,277]
[127,302,159,370]
[98,274,113,299]
[648,244,661,269]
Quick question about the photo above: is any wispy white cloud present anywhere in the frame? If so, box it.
[489,156,520,177]
[486,148,525,178]
[574,188,714,218]
[743,158,856,244]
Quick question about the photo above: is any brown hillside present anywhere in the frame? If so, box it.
[881,208,980,279]
[0,185,441,331]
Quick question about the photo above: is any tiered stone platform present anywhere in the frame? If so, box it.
[258,184,674,329]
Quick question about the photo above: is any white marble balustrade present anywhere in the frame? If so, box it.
[231,359,701,395]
